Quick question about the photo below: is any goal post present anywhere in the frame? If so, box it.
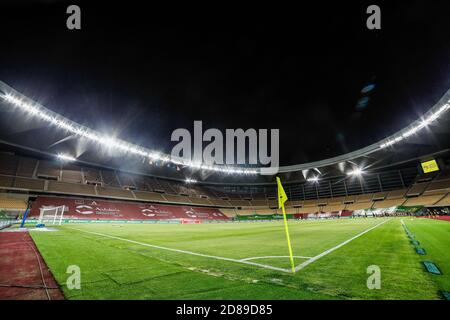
[38,205,66,225]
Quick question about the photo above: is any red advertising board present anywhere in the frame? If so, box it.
[29,196,229,221]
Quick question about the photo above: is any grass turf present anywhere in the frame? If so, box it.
[28,217,449,299]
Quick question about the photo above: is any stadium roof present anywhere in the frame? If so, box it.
[1,2,449,184]
[1,80,449,184]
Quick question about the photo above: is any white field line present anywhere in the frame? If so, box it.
[294,219,390,272]
[240,255,312,261]
[68,227,292,273]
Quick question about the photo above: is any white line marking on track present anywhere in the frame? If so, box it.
[240,255,312,261]
[68,227,292,273]
[294,219,390,272]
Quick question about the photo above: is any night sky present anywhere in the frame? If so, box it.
[0,1,449,166]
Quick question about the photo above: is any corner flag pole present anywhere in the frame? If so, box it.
[276,177,295,273]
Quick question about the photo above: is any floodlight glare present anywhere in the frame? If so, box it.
[307,176,319,182]
[347,168,364,176]
[0,92,257,176]
[57,153,76,162]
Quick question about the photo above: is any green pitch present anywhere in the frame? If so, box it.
[29,217,450,299]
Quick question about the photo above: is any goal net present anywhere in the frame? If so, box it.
[38,205,66,225]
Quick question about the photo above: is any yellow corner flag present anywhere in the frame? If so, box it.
[276,177,295,273]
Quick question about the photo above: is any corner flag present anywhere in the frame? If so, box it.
[277,177,288,209]
[276,177,295,273]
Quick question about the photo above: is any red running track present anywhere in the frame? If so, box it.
[0,231,64,300]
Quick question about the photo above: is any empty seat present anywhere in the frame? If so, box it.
[37,160,60,178]
[163,194,191,204]
[47,181,95,195]
[436,194,450,206]
[219,208,237,217]
[16,157,37,177]
[133,190,166,202]
[117,173,136,187]
[386,189,407,199]
[303,199,318,207]
[346,202,372,210]
[97,186,134,198]
[355,193,373,202]
[208,199,232,207]
[14,177,45,190]
[157,181,177,194]
[189,197,212,206]
[0,176,14,188]
[323,204,345,212]
[424,180,450,193]
[406,183,428,196]
[0,197,27,210]
[229,199,251,207]
[286,200,303,207]
[100,170,121,187]
[61,164,83,183]
[249,199,268,207]
[0,153,18,176]
[372,192,387,200]
[83,168,102,183]
[372,198,405,208]
[403,195,443,206]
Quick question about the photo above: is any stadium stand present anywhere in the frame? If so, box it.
[436,193,450,205]
[133,190,166,202]
[424,179,450,193]
[208,198,232,207]
[61,164,83,183]
[189,197,213,206]
[47,180,96,196]
[219,208,237,217]
[372,198,406,209]
[0,153,448,219]
[13,176,45,190]
[0,175,14,188]
[116,172,136,188]
[163,194,191,204]
[97,186,134,199]
[132,175,152,191]
[403,193,446,206]
[37,160,60,179]
[100,170,121,187]
[0,153,18,175]
[0,197,27,210]
[0,195,27,210]
[406,182,429,196]
[16,156,37,177]
[83,167,102,184]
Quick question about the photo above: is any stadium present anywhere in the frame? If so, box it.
[0,1,449,305]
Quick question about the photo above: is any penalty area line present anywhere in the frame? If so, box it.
[67,227,292,273]
[294,219,390,272]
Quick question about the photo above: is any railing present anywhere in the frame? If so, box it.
[0,219,15,230]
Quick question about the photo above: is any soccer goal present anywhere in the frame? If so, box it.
[38,205,66,225]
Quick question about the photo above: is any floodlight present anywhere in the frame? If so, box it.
[57,153,76,162]
[347,168,364,176]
